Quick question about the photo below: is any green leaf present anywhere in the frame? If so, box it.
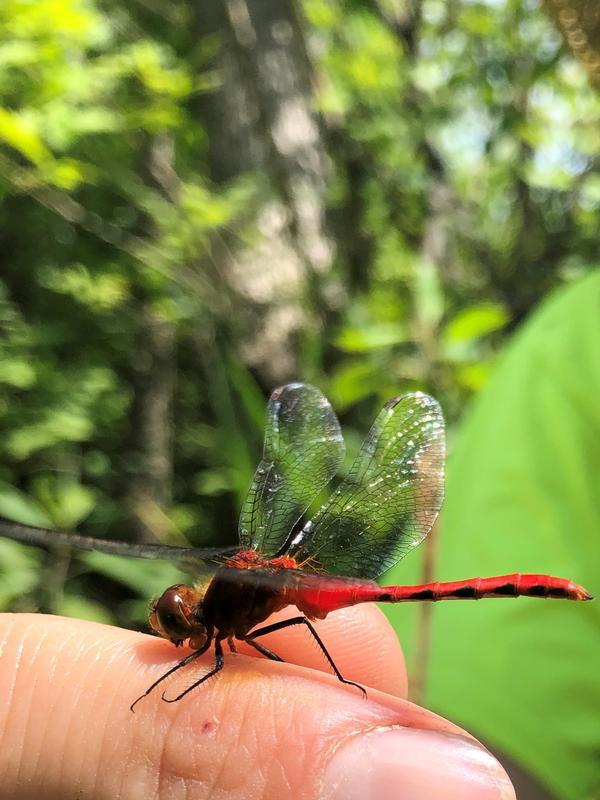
[384,273,600,800]
[328,361,381,409]
[443,303,509,343]
[30,477,96,529]
[334,322,408,353]
[58,593,114,625]
[0,358,36,388]
[42,158,85,190]
[454,361,493,391]
[0,539,42,606]
[0,108,51,164]
[194,469,232,496]
[0,483,53,527]
[7,410,95,458]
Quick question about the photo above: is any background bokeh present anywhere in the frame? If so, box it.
[0,1,598,798]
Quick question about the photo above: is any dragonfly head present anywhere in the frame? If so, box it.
[149,583,208,649]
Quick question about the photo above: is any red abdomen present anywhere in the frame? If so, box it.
[291,573,592,617]
[376,574,592,602]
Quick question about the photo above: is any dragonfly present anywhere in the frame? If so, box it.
[0,384,591,710]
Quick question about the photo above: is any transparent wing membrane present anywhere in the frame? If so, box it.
[239,383,345,556]
[0,389,444,586]
[289,392,445,580]
[0,517,235,566]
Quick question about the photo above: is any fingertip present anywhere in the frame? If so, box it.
[321,728,516,800]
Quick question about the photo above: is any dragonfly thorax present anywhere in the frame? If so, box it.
[202,561,293,638]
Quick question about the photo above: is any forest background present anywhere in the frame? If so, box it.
[0,0,598,797]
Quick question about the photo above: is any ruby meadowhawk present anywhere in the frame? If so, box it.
[0,384,591,710]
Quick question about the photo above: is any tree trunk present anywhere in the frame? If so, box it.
[193,0,333,382]
[126,305,176,542]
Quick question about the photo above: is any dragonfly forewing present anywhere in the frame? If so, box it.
[288,392,445,580]
[238,383,345,557]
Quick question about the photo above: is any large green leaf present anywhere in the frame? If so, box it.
[384,272,600,800]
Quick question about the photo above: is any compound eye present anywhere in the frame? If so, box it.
[150,585,194,642]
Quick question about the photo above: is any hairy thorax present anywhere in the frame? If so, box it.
[201,550,299,638]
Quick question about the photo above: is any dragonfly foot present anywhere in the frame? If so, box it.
[341,679,367,698]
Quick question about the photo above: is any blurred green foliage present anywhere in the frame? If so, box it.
[0,0,598,623]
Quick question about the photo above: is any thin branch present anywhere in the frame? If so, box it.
[0,151,209,296]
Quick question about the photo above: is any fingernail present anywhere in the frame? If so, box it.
[321,728,515,800]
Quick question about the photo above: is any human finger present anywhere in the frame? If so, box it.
[0,613,515,800]
[234,604,407,697]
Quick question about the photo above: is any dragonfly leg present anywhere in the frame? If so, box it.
[162,637,225,703]
[130,635,213,712]
[243,637,284,661]
[247,616,367,697]
[227,636,237,653]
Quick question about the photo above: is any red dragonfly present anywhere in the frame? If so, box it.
[0,384,591,710]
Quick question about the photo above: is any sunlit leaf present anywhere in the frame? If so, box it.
[0,539,42,606]
[0,483,53,527]
[0,359,36,389]
[334,323,408,353]
[0,108,50,164]
[443,304,509,343]
[454,361,493,391]
[32,480,97,529]
[7,411,94,458]
[328,362,381,409]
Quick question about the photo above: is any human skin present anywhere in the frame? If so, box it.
[0,606,515,800]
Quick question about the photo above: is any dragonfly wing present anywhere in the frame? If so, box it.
[238,383,345,556]
[0,516,237,568]
[288,392,445,580]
